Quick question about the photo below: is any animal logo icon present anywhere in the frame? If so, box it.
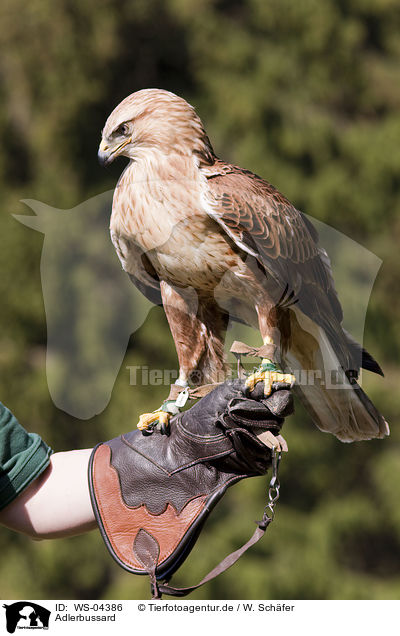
[2,602,50,633]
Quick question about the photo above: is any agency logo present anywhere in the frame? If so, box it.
[2,602,50,634]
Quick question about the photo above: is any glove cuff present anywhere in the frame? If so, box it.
[88,440,245,582]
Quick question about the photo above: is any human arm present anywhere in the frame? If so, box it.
[0,448,96,539]
[0,401,96,539]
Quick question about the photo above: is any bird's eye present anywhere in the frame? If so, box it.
[115,123,129,136]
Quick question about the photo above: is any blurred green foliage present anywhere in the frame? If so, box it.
[0,0,399,600]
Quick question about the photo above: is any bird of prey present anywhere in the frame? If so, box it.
[98,88,389,444]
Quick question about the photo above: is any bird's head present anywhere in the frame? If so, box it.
[98,88,215,167]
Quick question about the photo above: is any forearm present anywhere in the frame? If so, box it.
[0,449,96,539]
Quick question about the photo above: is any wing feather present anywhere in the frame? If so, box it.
[204,162,355,371]
[110,229,162,306]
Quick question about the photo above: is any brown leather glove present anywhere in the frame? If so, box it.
[88,380,293,598]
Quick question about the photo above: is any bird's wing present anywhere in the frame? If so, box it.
[203,161,356,371]
[110,230,162,306]
[204,163,389,441]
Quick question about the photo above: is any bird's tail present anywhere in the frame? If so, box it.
[292,377,389,442]
[286,316,389,442]
[343,328,384,377]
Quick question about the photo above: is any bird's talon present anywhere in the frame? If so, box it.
[141,426,155,437]
[159,420,171,436]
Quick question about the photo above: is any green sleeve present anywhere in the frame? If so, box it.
[0,402,53,511]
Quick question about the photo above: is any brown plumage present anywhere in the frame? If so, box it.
[98,88,389,442]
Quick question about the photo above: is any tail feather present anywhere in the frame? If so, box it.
[352,384,389,438]
[343,328,384,377]
[291,376,389,443]
[286,317,389,442]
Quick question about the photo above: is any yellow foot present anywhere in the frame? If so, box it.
[137,395,185,434]
[245,361,295,396]
[137,410,172,432]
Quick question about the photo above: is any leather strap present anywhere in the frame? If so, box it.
[152,448,283,599]
[167,382,223,402]
[230,340,276,360]
[154,517,272,599]
[188,383,223,399]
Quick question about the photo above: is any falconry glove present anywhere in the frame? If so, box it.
[88,380,293,598]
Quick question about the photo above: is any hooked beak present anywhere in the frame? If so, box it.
[98,137,132,166]
[98,139,113,166]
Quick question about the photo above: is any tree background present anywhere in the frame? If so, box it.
[0,0,399,599]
